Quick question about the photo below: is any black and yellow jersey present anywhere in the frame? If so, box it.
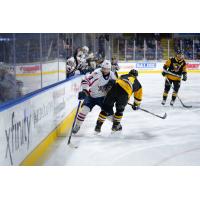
[116,74,142,105]
[164,57,187,81]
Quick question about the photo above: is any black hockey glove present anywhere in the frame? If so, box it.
[104,79,115,92]
[132,102,140,111]
[162,71,167,77]
[182,73,187,81]
[78,89,90,100]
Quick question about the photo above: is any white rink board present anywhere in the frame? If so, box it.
[0,76,82,165]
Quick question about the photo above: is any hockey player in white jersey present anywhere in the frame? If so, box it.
[72,60,116,134]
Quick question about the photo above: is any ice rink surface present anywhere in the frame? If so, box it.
[41,73,200,166]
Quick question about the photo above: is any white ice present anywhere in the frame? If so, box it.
[40,73,200,166]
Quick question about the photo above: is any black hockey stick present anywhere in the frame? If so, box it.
[163,69,182,78]
[165,78,192,108]
[128,103,167,119]
[67,100,82,148]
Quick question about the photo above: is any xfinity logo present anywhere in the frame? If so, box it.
[5,111,31,165]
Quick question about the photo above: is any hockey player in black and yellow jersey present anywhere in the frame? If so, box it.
[161,50,187,106]
[94,69,143,132]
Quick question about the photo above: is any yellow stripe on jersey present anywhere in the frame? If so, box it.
[166,74,181,81]
[164,59,171,68]
[183,65,187,73]
[116,77,135,98]
[134,88,142,105]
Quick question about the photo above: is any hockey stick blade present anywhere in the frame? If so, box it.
[165,78,192,109]
[68,143,78,149]
[128,103,167,119]
[181,103,192,108]
[178,97,192,108]
[183,105,192,108]
[140,108,167,119]
[161,112,167,119]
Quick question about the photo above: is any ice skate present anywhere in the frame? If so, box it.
[170,100,175,106]
[161,99,166,105]
[111,123,122,132]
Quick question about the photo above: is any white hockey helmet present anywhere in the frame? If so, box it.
[82,46,89,53]
[101,60,111,69]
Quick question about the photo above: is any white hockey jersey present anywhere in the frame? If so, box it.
[81,68,116,98]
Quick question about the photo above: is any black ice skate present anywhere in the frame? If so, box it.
[170,100,175,106]
[161,99,166,105]
[112,123,122,132]
[94,121,103,133]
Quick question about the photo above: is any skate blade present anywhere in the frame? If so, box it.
[68,143,78,149]
[94,131,101,135]
[111,130,122,134]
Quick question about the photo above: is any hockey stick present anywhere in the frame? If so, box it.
[163,69,182,78]
[165,78,192,108]
[67,100,82,148]
[128,103,167,119]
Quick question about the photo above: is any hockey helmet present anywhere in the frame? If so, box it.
[101,60,111,69]
[128,69,138,77]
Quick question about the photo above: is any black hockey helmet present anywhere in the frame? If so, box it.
[128,69,138,77]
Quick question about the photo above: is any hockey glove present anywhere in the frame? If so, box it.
[132,102,140,111]
[162,71,167,77]
[182,73,187,81]
[104,79,115,92]
[78,89,90,100]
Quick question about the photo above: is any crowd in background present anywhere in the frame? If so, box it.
[65,45,119,78]
[174,38,200,59]
[1,33,200,104]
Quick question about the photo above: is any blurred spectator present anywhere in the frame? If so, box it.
[66,57,76,78]
[111,57,120,77]
[98,35,105,57]
[73,47,83,67]
[174,38,200,59]
[0,66,23,104]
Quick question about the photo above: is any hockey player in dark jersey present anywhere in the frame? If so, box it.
[94,69,143,132]
[161,50,187,106]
